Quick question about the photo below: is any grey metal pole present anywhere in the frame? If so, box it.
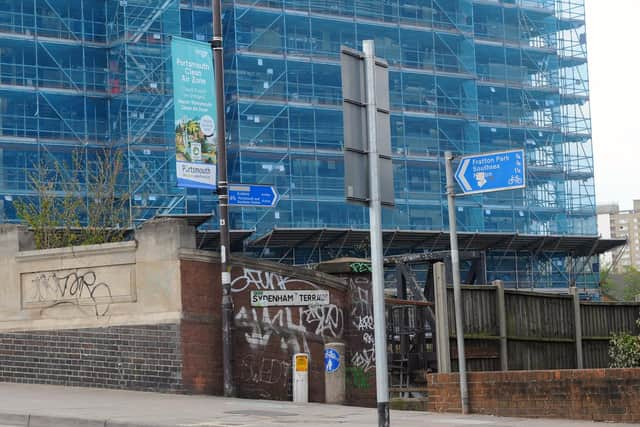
[444,151,469,414]
[211,0,234,397]
[363,40,390,427]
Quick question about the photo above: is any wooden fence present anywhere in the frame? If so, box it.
[445,285,640,371]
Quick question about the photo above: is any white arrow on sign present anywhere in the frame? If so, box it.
[456,158,472,192]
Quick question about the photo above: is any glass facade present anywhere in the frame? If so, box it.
[0,0,598,290]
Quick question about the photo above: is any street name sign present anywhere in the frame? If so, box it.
[250,290,330,307]
[228,184,278,207]
[454,149,526,195]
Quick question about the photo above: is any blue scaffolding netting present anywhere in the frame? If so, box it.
[0,0,600,290]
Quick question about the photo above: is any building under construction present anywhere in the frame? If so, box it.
[0,0,621,294]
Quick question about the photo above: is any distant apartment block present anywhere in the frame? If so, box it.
[598,201,640,272]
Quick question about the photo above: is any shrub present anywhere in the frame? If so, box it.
[609,318,640,368]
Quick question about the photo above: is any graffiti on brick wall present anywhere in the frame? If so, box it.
[240,354,292,392]
[231,268,316,293]
[233,267,344,354]
[25,271,113,317]
[234,303,344,354]
[235,305,308,353]
[349,276,375,372]
[303,303,344,338]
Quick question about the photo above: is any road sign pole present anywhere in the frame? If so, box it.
[363,40,390,427]
[445,151,469,414]
[211,0,234,398]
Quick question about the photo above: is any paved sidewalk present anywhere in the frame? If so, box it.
[0,382,633,427]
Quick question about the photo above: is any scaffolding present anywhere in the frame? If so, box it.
[0,0,598,290]
[0,0,203,225]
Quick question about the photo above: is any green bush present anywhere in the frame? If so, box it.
[609,318,640,368]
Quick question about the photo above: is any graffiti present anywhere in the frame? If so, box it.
[235,306,310,354]
[29,270,113,317]
[351,347,375,372]
[231,268,316,293]
[349,262,372,273]
[346,366,371,390]
[349,276,376,372]
[362,332,374,345]
[233,267,344,356]
[302,304,344,338]
[235,305,309,353]
[240,354,291,386]
[357,316,374,331]
[350,278,371,326]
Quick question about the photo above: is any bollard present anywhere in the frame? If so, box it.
[324,343,346,404]
[293,353,309,403]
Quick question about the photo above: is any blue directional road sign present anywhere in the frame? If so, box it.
[228,184,278,208]
[454,149,526,195]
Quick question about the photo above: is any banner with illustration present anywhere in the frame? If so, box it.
[171,37,217,190]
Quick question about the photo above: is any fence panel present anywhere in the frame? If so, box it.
[435,286,640,372]
[581,302,640,368]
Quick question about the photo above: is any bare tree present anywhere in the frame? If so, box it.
[14,148,130,249]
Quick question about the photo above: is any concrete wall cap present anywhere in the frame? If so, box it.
[16,240,137,262]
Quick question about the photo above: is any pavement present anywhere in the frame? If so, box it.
[0,382,634,427]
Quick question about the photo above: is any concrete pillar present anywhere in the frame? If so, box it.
[433,262,451,373]
[493,280,508,371]
[324,342,346,404]
[569,287,584,369]
[0,225,34,313]
[136,218,195,260]
[135,218,196,311]
[0,224,33,256]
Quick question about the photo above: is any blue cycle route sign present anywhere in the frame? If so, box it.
[454,149,526,195]
[228,184,278,208]
[324,348,340,373]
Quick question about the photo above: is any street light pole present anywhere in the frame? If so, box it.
[211,0,234,398]
[444,151,469,414]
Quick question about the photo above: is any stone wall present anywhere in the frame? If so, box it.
[427,369,640,423]
[0,219,191,332]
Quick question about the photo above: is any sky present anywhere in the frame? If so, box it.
[585,0,640,210]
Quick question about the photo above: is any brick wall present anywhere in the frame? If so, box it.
[0,324,183,392]
[343,272,376,407]
[180,259,223,395]
[427,368,640,423]
[230,263,347,402]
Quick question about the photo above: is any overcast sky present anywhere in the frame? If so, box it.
[585,0,639,210]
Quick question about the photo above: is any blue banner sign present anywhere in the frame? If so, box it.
[171,37,217,190]
[455,149,526,195]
